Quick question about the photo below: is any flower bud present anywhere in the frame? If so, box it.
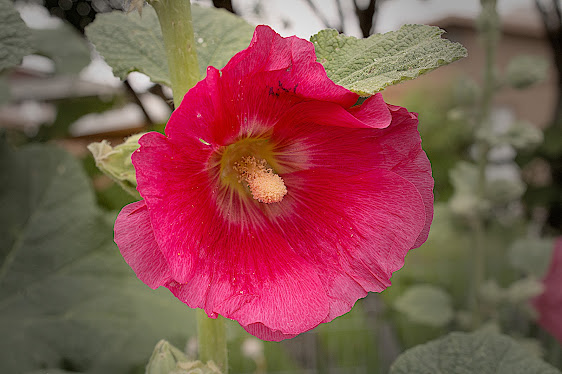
[145,340,223,374]
[146,340,189,374]
[87,132,144,197]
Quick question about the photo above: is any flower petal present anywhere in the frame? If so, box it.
[166,236,331,339]
[243,323,298,341]
[222,25,357,107]
[534,238,562,344]
[375,104,434,248]
[134,134,425,338]
[133,131,220,284]
[114,200,172,289]
[274,168,427,322]
[272,97,433,248]
[165,25,358,148]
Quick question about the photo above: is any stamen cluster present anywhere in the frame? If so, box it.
[234,156,287,204]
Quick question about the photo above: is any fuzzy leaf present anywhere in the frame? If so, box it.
[311,24,467,95]
[393,284,453,327]
[509,238,555,278]
[30,23,91,74]
[0,77,10,105]
[506,277,544,304]
[390,331,561,374]
[85,5,254,86]
[506,55,549,89]
[0,142,193,374]
[85,5,169,85]
[0,0,34,72]
[191,6,254,76]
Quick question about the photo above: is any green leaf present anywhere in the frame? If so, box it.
[85,5,168,86]
[448,161,491,219]
[0,76,10,106]
[191,6,254,76]
[479,280,506,304]
[506,277,544,304]
[390,330,561,374]
[506,55,549,89]
[25,369,82,374]
[476,119,543,151]
[0,142,194,374]
[85,5,254,87]
[393,284,453,327]
[0,0,34,72]
[508,238,555,278]
[30,23,92,75]
[311,25,467,95]
[25,370,82,374]
[33,95,122,141]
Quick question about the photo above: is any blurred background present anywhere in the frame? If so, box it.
[2,0,562,373]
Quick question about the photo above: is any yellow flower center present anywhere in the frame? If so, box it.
[213,136,288,204]
[234,156,287,204]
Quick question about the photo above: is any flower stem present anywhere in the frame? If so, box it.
[150,0,227,370]
[151,0,201,108]
[470,0,499,328]
[197,309,228,373]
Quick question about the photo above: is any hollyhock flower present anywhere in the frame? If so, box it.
[114,25,433,341]
[534,238,562,344]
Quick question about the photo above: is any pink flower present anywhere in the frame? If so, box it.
[534,238,562,344]
[114,25,433,341]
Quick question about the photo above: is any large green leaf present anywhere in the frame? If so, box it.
[30,23,92,75]
[390,331,560,374]
[311,24,467,95]
[85,5,254,87]
[0,142,194,374]
[393,284,453,327]
[191,6,254,76]
[509,237,555,278]
[0,0,34,72]
[0,77,10,106]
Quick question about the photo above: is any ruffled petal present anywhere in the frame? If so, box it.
[222,25,357,107]
[165,25,358,147]
[166,235,331,339]
[276,168,426,322]
[376,104,434,248]
[133,131,216,283]
[114,200,172,289]
[271,97,433,248]
[134,129,425,339]
[243,323,298,341]
[348,93,393,128]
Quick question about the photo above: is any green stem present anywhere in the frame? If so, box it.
[150,0,227,370]
[197,309,228,373]
[151,0,201,108]
[470,0,499,328]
